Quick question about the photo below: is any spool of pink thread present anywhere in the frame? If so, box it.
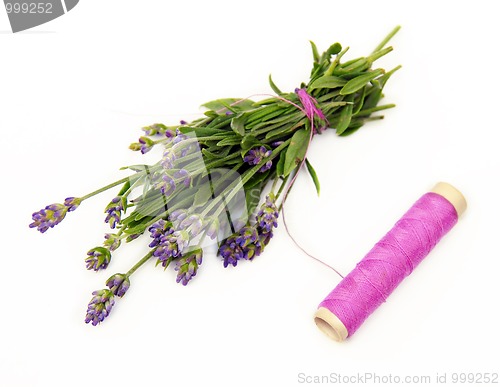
[314,182,467,341]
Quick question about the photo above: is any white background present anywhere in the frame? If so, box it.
[1,1,499,386]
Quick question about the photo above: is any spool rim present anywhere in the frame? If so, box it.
[314,307,348,342]
[430,182,467,217]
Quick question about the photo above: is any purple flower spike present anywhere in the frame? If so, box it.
[30,197,82,233]
[63,197,82,212]
[106,273,130,297]
[161,149,176,170]
[157,175,176,197]
[174,249,203,285]
[85,247,111,271]
[85,289,115,326]
[169,209,188,223]
[174,169,191,188]
[235,226,258,248]
[256,195,279,233]
[244,146,272,172]
[218,235,245,268]
[205,218,219,240]
[104,233,121,252]
[180,214,203,237]
[142,123,168,136]
[138,136,154,154]
[153,230,190,267]
[104,196,124,229]
[148,219,173,248]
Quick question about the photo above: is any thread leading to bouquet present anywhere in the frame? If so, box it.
[314,182,467,341]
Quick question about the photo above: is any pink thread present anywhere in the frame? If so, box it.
[318,192,458,337]
[295,88,329,134]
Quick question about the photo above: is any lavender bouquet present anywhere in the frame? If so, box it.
[30,27,400,326]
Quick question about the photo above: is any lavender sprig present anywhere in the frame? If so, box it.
[85,289,115,326]
[106,273,130,297]
[85,247,111,271]
[174,248,203,285]
[29,197,81,233]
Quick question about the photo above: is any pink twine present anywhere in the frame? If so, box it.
[295,88,329,134]
[318,192,458,337]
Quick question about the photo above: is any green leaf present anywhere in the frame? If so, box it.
[338,120,364,137]
[326,43,342,56]
[217,136,243,147]
[178,126,223,137]
[244,168,270,190]
[241,134,260,150]
[123,223,147,235]
[309,75,347,90]
[309,40,320,63]
[305,158,320,196]
[246,104,284,125]
[268,74,283,95]
[119,164,149,172]
[230,114,246,136]
[194,182,214,207]
[352,85,367,115]
[201,98,255,113]
[340,69,384,95]
[276,148,287,177]
[283,128,310,177]
[335,94,355,134]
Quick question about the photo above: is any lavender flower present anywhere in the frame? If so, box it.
[235,226,258,248]
[174,169,191,188]
[172,130,195,157]
[142,123,173,137]
[64,197,82,212]
[169,209,188,223]
[218,195,279,267]
[161,148,176,170]
[154,230,190,267]
[156,175,176,196]
[85,247,111,271]
[205,218,219,240]
[104,233,121,252]
[174,248,203,285]
[85,289,115,326]
[29,197,82,233]
[179,214,203,237]
[106,273,130,297]
[104,196,124,229]
[244,146,272,172]
[256,195,279,233]
[218,235,245,267]
[138,136,154,154]
[148,219,173,248]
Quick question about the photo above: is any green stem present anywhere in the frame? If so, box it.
[202,138,292,220]
[125,250,154,278]
[81,175,140,201]
[324,46,350,77]
[275,174,290,201]
[355,104,396,117]
[372,25,401,53]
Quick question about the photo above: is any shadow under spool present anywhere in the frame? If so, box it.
[314,182,467,342]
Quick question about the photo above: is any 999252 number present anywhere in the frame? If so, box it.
[5,2,53,14]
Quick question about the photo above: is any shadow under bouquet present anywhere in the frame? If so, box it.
[30,27,401,326]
